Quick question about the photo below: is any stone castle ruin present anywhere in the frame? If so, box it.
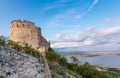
[10,20,50,54]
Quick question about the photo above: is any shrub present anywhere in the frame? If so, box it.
[0,76,3,78]
[58,56,67,67]
[6,72,11,76]
[46,48,60,62]
[7,40,43,62]
[0,36,5,46]
[7,40,22,52]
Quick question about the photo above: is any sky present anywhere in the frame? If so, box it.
[0,0,120,52]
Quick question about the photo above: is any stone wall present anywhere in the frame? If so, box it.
[10,20,50,54]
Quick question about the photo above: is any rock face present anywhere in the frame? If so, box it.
[0,46,45,78]
[10,20,50,54]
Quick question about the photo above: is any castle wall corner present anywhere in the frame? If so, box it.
[10,20,50,54]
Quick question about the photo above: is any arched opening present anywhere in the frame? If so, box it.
[23,24,25,27]
[17,24,19,27]
[28,25,30,28]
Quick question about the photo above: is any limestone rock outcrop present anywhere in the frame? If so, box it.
[0,46,45,78]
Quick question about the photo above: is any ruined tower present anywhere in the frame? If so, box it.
[10,20,50,54]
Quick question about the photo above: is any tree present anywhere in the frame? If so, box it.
[70,56,80,65]
[46,48,60,61]
[58,56,67,67]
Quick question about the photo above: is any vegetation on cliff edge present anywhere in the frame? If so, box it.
[46,48,120,78]
[0,36,120,78]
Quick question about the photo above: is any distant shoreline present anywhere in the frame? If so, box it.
[63,52,120,58]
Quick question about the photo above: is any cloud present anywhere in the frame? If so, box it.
[41,0,81,14]
[75,0,99,19]
[40,0,120,52]
[99,18,120,28]
[42,0,99,36]
[88,0,98,11]
[104,18,112,22]
[51,26,120,51]
[44,0,99,26]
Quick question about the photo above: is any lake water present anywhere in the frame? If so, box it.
[67,55,120,68]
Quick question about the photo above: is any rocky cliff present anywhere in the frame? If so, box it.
[0,45,45,78]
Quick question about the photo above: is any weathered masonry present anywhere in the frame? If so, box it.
[10,20,50,54]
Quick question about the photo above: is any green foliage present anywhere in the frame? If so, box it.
[46,48,82,78]
[7,40,22,52]
[7,40,43,62]
[46,48,60,62]
[58,56,67,67]
[67,60,113,78]
[47,48,115,78]
[70,56,80,64]
[6,72,11,76]
[47,48,68,67]
[0,76,3,78]
[106,68,120,77]
[0,36,5,46]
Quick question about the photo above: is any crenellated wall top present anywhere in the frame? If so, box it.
[11,20,34,26]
